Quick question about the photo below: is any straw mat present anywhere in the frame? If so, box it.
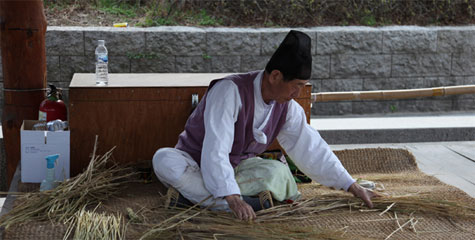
[335,147,418,174]
[298,148,475,239]
[3,148,475,239]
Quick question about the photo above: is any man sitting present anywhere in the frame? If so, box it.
[153,30,376,220]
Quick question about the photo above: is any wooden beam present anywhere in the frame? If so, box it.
[312,85,475,102]
[0,0,47,187]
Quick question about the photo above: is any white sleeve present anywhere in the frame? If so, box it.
[201,80,242,198]
[277,100,355,191]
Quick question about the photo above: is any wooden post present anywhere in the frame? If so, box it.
[0,0,47,187]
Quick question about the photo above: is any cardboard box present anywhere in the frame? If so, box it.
[20,120,70,183]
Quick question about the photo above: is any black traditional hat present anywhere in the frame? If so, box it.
[265,30,312,80]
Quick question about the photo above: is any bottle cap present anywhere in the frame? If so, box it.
[46,154,59,169]
[98,40,105,45]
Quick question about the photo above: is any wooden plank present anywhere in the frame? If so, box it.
[70,73,232,88]
[404,144,475,177]
[70,99,194,175]
[70,73,314,89]
[69,87,209,102]
[444,142,475,161]
[404,144,475,197]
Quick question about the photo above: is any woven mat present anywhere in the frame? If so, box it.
[335,147,418,174]
[298,148,475,239]
[298,171,475,239]
[4,148,475,239]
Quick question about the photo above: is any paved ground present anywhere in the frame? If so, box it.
[310,112,475,144]
[330,141,475,198]
[311,112,475,130]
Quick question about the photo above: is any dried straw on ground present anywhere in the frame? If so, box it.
[63,204,126,240]
[0,136,137,229]
[2,147,475,239]
[131,191,475,240]
[135,202,350,240]
[131,148,475,239]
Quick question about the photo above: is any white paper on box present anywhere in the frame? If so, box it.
[20,120,70,183]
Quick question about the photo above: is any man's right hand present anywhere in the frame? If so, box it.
[225,194,256,220]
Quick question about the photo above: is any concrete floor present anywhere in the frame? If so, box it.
[311,112,475,130]
[330,141,475,198]
[310,112,475,144]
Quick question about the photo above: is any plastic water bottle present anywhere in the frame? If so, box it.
[95,40,109,86]
[32,120,68,131]
[47,119,68,131]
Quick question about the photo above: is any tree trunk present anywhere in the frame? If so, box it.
[0,0,47,187]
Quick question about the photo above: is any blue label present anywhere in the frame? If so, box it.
[98,55,108,63]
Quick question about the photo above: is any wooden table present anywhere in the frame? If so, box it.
[68,73,312,176]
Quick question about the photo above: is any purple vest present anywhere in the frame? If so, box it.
[175,71,289,167]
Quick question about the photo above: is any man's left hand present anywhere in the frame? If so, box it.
[348,182,379,208]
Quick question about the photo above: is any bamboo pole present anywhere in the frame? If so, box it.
[311,85,475,102]
[0,0,47,188]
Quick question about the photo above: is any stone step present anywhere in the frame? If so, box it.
[311,113,475,144]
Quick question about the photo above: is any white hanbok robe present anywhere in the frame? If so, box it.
[152,70,355,209]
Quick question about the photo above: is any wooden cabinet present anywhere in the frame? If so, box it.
[69,73,312,176]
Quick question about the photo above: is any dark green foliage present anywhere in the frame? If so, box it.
[44,0,475,27]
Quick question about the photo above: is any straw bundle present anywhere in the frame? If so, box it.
[136,204,350,240]
[0,136,137,229]
[63,205,126,240]
[131,191,475,240]
[307,194,475,220]
[371,195,475,219]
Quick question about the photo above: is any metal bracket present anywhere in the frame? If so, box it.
[191,94,199,108]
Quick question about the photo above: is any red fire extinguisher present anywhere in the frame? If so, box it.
[39,84,67,121]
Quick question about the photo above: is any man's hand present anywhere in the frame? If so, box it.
[225,194,256,220]
[348,182,379,208]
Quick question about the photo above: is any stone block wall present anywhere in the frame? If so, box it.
[1,26,475,117]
